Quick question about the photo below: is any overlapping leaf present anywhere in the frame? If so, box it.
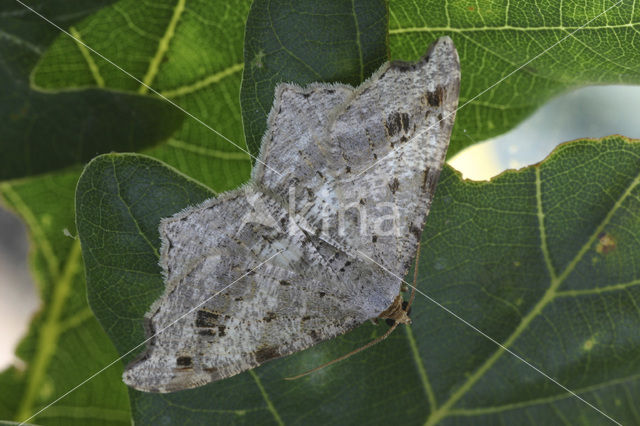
[77,136,640,425]
[0,0,183,179]
[240,0,388,157]
[31,0,254,192]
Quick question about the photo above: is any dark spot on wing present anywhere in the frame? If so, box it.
[204,366,218,373]
[302,315,311,321]
[438,113,443,121]
[338,261,352,273]
[263,312,276,322]
[218,325,226,337]
[372,235,378,243]
[423,169,439,194]
[196,310,218,328]
[410,225,422,241]
[346,166,351,173]
[389,178,400,194]
[401,114,410,133]
[386,112,401,136]
[302,92,311,98]
[421,167,431,190]
[318,291,326,298]
[390,60,419,72]
[235,296,244,301]
[359,198,366,205]
[309,329,319,341]
[176,356,192,367]
[426,86,445,107]
[280,280,291,286]
[198,329,216,337]
[386,112,410,137]
[256,346,280,363]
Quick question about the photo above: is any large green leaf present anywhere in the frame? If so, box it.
[239,0,389,157]
[30,0,253,192]
[77,136,640,424]
[0,0,184,180]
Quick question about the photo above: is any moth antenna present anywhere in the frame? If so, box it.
[285,246,421,381]
[284,321,401,381]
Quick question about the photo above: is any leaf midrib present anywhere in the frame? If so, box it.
[14,240,83,422]
[423,163,640,425]
[139,0,186,94]
[249,370,284,426]
[389,22,638,34]
[447,371,640,416]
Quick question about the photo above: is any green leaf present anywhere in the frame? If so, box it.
[239,0,389,157]
[78,137,640,424]
[0,0,184,180]
[0,83,185,180]
[388,0,640,156]
[413,135,640,425]
[31,0,254,192]
[0,169,131,425]
[1,0,253,423]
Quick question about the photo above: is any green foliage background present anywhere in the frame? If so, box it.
[1,0,640,425]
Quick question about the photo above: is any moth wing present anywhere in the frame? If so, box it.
[301,37,460,277]
[252,82,354,198]
[122,185,375,392]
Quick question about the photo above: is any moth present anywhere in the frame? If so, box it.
[123,36,460,392]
